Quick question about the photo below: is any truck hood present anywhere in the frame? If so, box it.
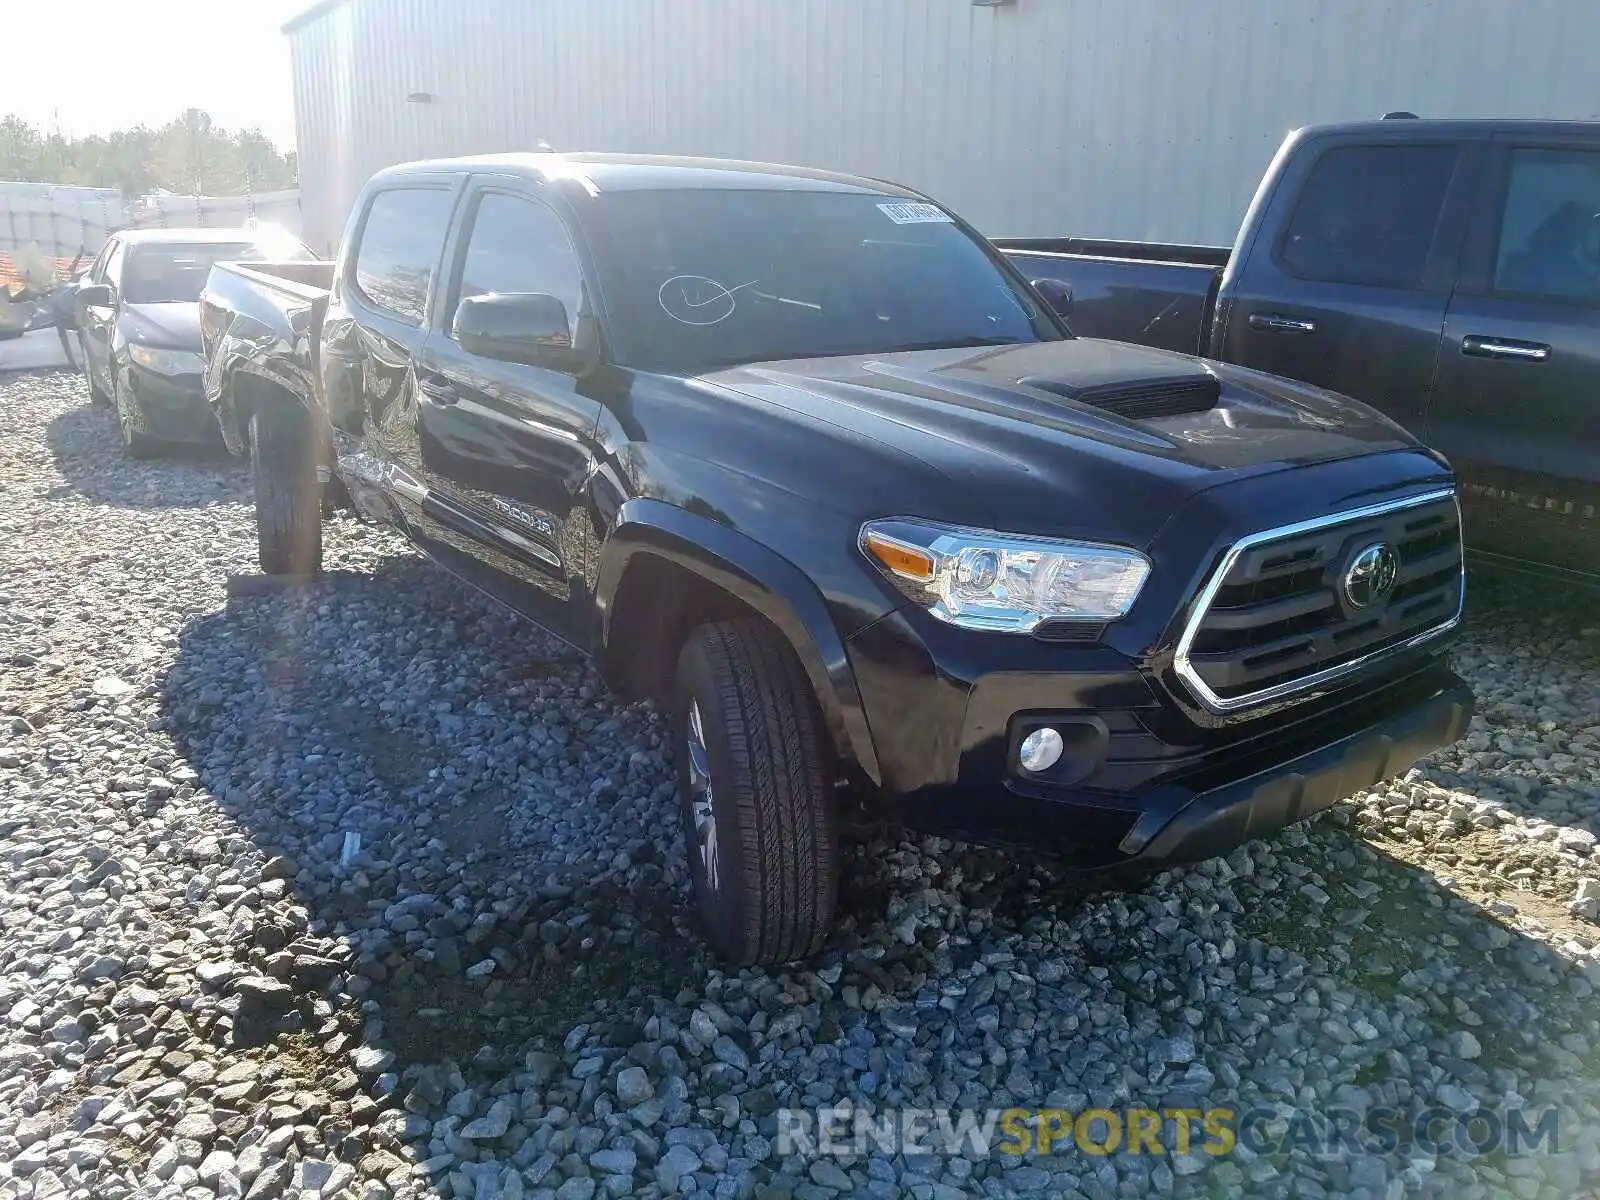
[694,338,1426,544]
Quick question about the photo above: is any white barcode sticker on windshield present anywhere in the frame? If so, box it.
[877,201,953,225]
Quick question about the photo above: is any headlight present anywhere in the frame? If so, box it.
[129,344,204,374]
[860,518,1150,631]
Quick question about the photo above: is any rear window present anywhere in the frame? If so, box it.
[1279,145,1459,289]
[353,187,455,324]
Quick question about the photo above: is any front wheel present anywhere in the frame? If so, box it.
[674,618,838,965]
[250,410,323,576]
[112,373,159,458]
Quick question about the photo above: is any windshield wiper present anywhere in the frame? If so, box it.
[875,336,1028,353]
[680,336,1029,374]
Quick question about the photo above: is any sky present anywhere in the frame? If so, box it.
[1,0,309,148]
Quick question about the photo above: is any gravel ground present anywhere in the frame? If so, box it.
[2,368,1598,1200]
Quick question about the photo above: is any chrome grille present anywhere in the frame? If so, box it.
[1175,490,1463,712]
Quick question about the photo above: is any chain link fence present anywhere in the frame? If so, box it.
[0,183,124,291]
[1,182,303,292]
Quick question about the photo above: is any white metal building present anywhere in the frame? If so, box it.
[285,0,1600,254]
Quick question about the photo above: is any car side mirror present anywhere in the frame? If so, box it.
[453,292,593,373]
[77,283,113,308]
[1030,277,1074,324]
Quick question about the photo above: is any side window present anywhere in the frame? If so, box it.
[102,242,126,290]
[353,187,455,324]
[1279,145,1459,289]
[88,242,113,283]
[1493,148,1600,303]
[449,192,585,339]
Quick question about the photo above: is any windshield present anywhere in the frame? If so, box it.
[122,240,310,304]
[586,189,1060,373]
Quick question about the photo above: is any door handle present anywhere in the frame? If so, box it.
[1461,335,1550,362]
[1249,313,1318,334]
[417,376,460,405]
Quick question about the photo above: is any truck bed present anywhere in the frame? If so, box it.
[200,259,338,455]
[215,259,336,298]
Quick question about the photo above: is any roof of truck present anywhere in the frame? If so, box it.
[371,152,921,198]
[1304,117,1600,138]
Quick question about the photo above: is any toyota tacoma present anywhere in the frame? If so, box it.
[199,153,1473,965]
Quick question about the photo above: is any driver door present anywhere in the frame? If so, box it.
[411,181,603,648]
[1431,137,1600,575]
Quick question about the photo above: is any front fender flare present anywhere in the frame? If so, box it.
[215,356,320,457]
[595,498,881,786]
[206,306,323,457]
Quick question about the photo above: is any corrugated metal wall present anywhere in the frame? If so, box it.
[289,0,1600,254]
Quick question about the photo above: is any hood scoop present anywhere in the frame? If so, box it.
[1018,371,1220,420]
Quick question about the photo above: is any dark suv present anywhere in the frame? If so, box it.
[199,154,1473,964]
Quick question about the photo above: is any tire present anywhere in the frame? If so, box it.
[250,410,323,577]
[82,337,109,406]
[673,617,838,965]
[112,373,159,459]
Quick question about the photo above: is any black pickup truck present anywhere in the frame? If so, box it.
[999,118,1600,583]
[200,154,1471,965]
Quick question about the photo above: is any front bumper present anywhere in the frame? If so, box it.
[1117,677,1470,865]
[845,608,1472,868]
[126,365,216,444]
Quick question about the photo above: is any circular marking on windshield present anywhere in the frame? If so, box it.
[658,275,757,326]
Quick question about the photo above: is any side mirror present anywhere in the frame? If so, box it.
[77,283,113,308]
[1030,277,1074,324]
[454,292,592,373]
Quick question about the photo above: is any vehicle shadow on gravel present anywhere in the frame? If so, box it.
[156,554,710,1095]
[44,391,243,509]
[148,545,1599,1196]
[150,549,1119,1096]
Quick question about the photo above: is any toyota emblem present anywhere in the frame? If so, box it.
[1342,542,1399,609]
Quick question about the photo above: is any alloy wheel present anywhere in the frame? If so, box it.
[685,699,720,891]
[114,377,135,446]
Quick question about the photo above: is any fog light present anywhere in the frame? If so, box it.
[1018,727,1065,773]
